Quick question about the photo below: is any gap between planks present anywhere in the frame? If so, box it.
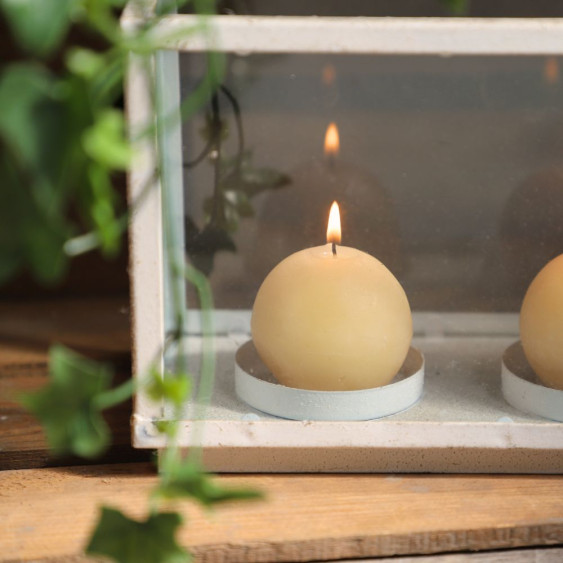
[7,547,563,563]
[2,463,563,562]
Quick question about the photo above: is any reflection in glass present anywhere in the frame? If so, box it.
[180,54,563,312]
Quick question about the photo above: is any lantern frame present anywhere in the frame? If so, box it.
[123,2,563,472]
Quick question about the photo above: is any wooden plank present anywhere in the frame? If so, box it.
[0,399,151,470]
[4,548,563,563]
[5,548,563,563]
[0,297,131,358]
[345,549,563,562]
[0,246,129,300]
[0,361,151,470]
[0,298,151,470]
[2,464,563,562]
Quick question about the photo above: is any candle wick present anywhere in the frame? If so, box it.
[332,242,337,256]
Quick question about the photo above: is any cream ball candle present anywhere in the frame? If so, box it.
[520,253,563,390]
[251,202,412,391]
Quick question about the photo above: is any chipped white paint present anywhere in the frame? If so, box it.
[136,417,563,451]
[145,16,563,55]
[125,52,163,420]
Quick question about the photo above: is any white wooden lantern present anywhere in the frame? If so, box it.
[123,1,563,472]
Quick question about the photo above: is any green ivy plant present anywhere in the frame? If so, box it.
[184,88,291,275]
[19,345,130,459]
[87,508,188,563]
[1,1,262,561]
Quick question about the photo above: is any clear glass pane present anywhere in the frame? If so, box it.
[180,53,563,314]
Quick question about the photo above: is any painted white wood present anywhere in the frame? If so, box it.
[149,16,563,55]
[125,53,164,420]
[136,418,563,450]
[123,3,563,470]
[122,0,157,25]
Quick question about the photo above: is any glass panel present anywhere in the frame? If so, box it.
[179,53,563,314]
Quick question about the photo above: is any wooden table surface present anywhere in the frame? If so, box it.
[1,297,563,562]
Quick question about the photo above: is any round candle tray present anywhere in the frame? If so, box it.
[501,341,563,422]
[234,340,425,421]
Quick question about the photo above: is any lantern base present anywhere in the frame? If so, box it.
[501,341,563,422]
[235,340,424,421]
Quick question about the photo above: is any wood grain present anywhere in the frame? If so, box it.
[0,298,151,470]
[5,548,563,563]
[2,464,563,562]
[360,550,563,562]
[0,297,131,358]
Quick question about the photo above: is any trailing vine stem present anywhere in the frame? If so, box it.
[152,29,228,476]
[183,263,215,467]
[210,91,224,224]
[94,378,136,411]
[183,85,244,170]
[219,85,245,175]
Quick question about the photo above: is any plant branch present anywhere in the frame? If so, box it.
[210,92,224,223]
[183,262,214,465]
[64,167,159,257]
[94,379,136,411]
[184,134,215,168]
[220,85,244,174]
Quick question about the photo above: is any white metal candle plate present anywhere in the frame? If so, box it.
[502,341,563,423]
[235,341,424,421]
[131,312,563,473]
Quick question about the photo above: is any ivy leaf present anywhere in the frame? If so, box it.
[222,167,291,198]
[0,0,78,57]
[66,48,107,81]
[0,64,74,284]
[86,507,189,563]
[439,0,469,16]
[184,217,236,276]
[156,461,263,507]
[155,420,176,436]
[0,152,32,283]
[146,367,192,408]
[0,64,67,194]
[86,163,122,257]
[19,345,114,458]
[199,114,228,144]
[82,109,132,170]
[24,220,70,283]
[0,152,70,284]
[231,192,255,218]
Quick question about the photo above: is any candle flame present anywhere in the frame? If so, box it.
[324,123,340,157]
[544,57,559,85]
[326,201,341,245]
[322,63,336,86]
